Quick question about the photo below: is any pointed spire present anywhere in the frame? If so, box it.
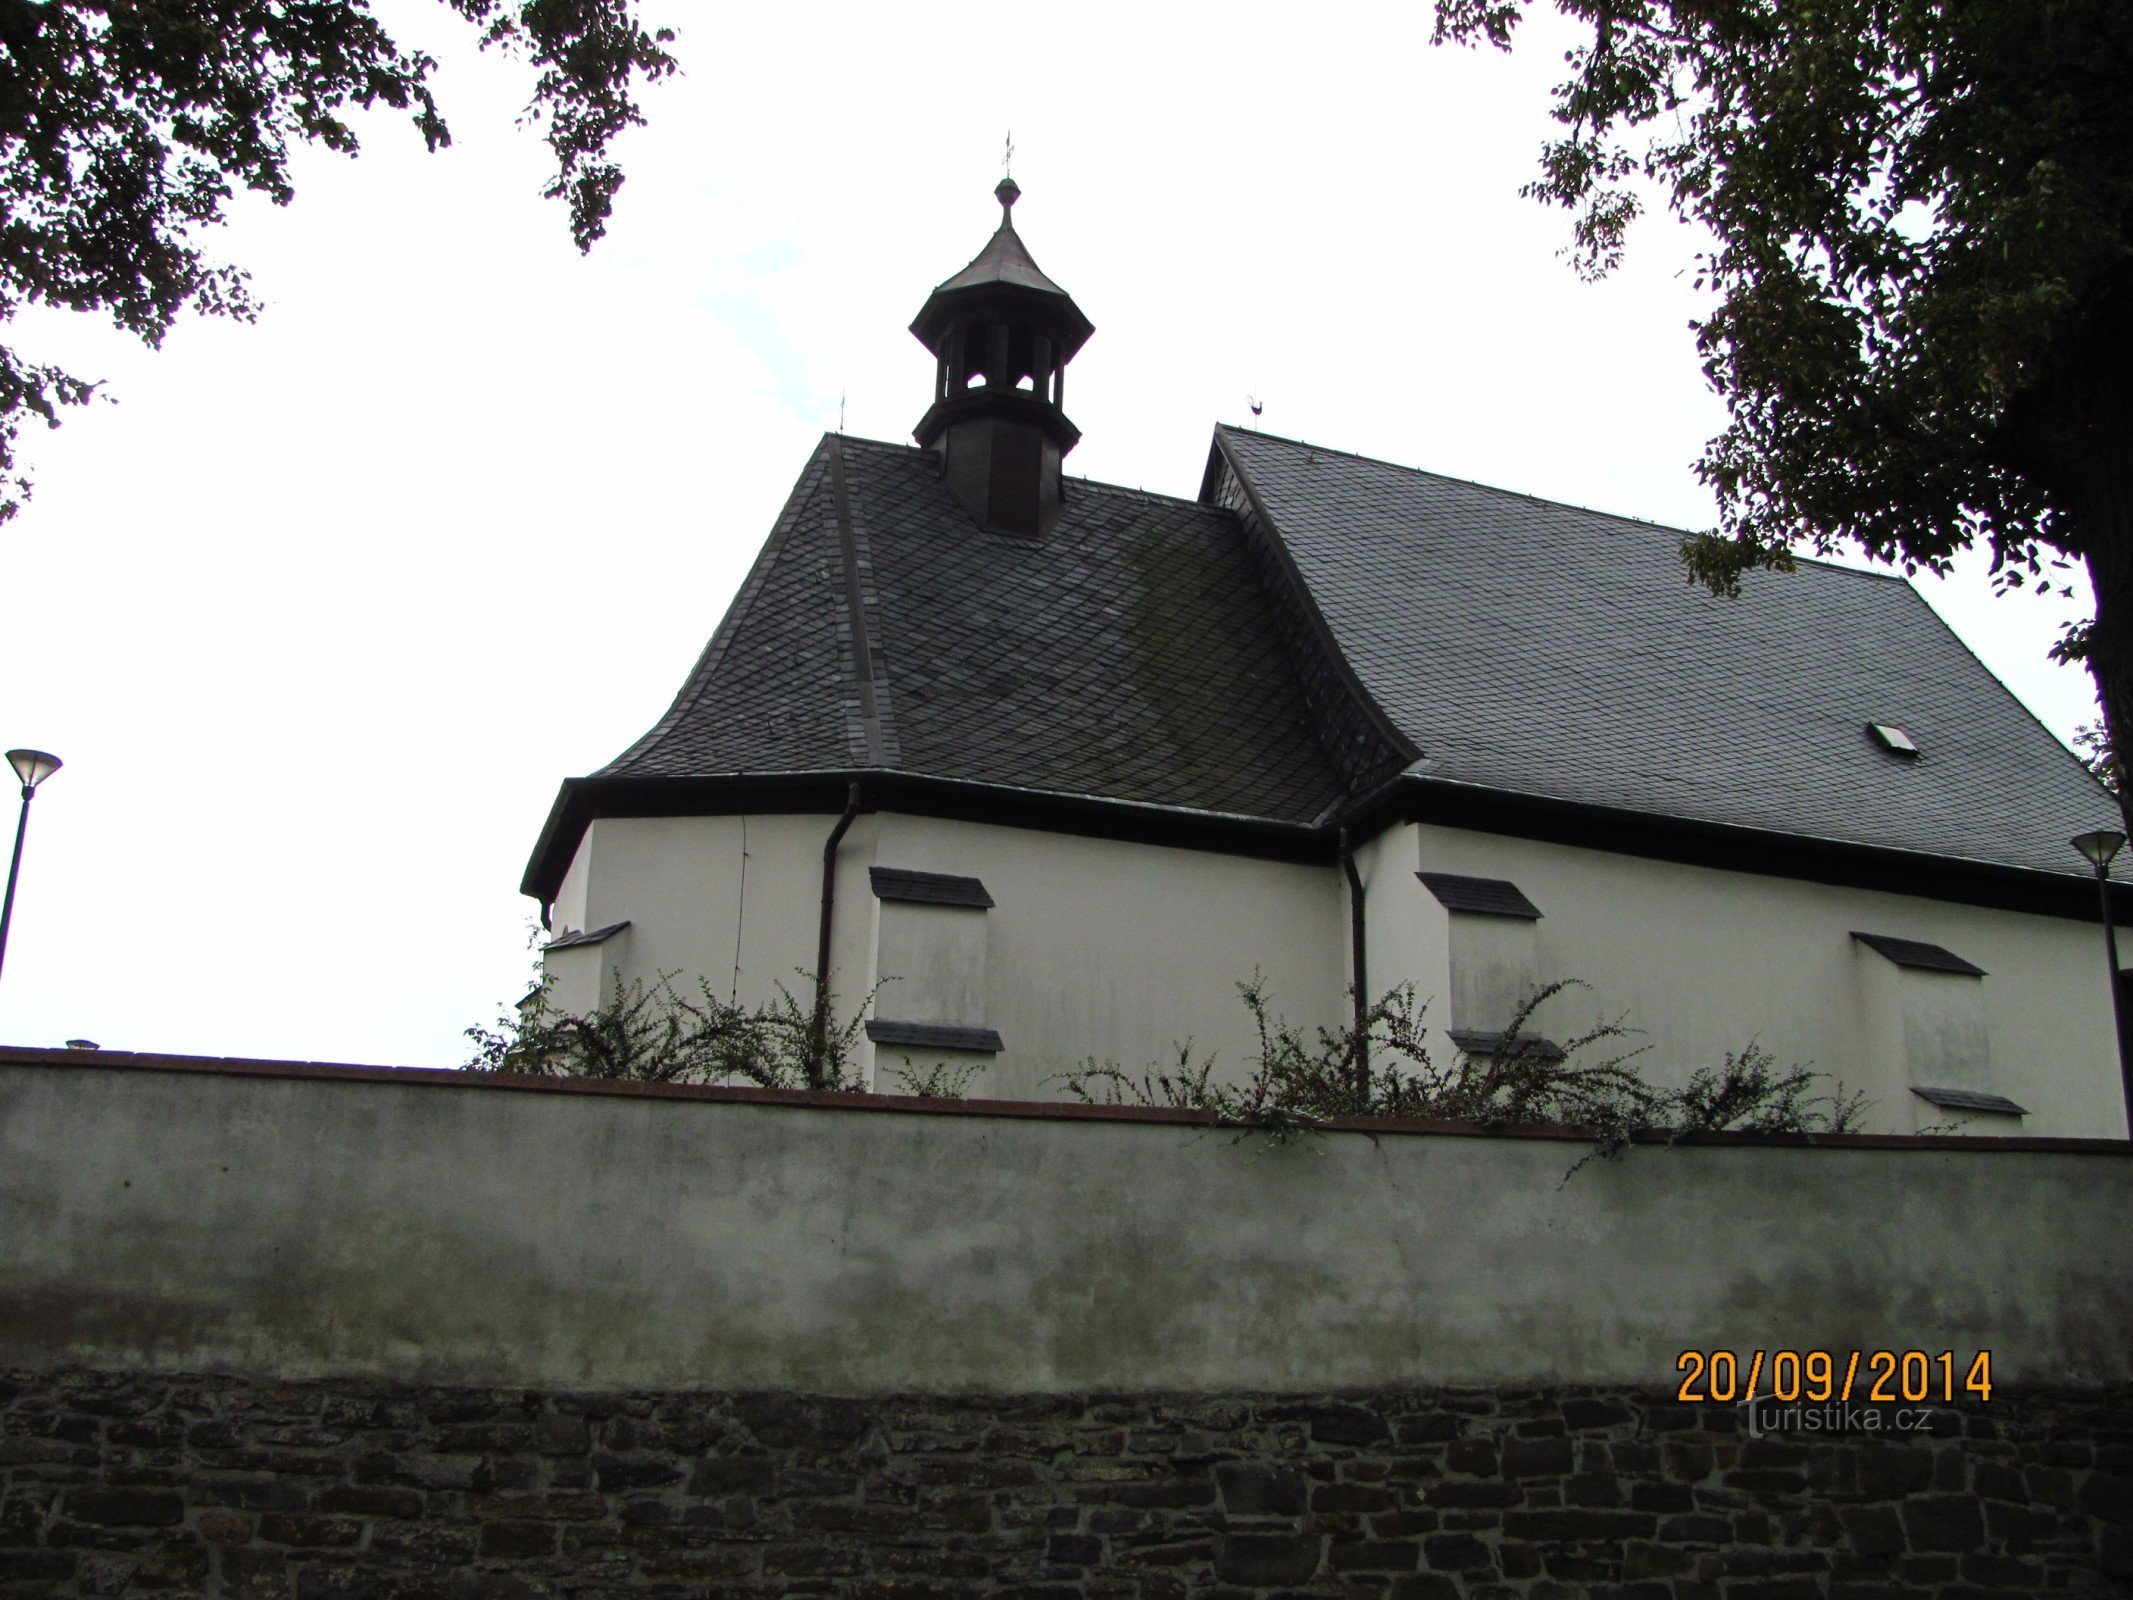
[925,180,1087,311]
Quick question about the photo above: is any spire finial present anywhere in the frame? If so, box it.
[996,132,1018,217]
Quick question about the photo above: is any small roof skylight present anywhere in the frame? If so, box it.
[1869,722,1920,757]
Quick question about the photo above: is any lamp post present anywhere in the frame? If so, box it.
[2072,828,2133,1129]
[0,749,62,986]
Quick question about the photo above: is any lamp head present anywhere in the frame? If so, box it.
[5,749,60,790]
[2072,829,2126,871]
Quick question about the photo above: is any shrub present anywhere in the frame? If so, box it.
[1055,976,1867,1174]
[463,971,869,1091]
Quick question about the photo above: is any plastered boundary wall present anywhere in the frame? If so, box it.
[3,1051,2131,1394]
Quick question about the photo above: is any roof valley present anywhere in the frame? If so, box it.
[1205,428,1417,796]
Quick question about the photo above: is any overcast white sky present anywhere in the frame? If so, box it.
[0,1,2097,1066]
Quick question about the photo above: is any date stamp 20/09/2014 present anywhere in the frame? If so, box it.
[1675,1348,1993,1406]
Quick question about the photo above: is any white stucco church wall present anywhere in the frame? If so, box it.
[542,806,2125,1137]
[1357,818,2123,1138]
[545,811,1345,1103]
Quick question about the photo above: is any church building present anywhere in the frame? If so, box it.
[522,182,2129,1138]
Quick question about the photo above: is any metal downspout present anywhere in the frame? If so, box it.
[1340,828,1368,1079]
[811,781,864,1086]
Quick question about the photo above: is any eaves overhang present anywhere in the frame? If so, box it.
[909,279,1094,363]
[1333,771,2123,925]
[523,766,2122,925]
[519,770,1330,904]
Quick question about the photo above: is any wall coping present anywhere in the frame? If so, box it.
[5,1044,2128,1156]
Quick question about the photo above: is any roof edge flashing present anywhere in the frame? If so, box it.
[1911,1085,2028,1117]
[871,866,995,909]
[544,920,631,953]
[1852,931,1987,977]
[1417,871,1543,920]
[866,1020,1005,1054]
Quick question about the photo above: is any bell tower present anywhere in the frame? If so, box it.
[910,180,1094,537]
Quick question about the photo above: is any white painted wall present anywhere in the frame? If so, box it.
[550,812,880,1027]
[542,808,2126,1136]
[1374,819,2126,1139]
[543,927,627,1017]
[550,835,592,939]
[545,810,1344,1099]
[1853,953,1998,1131]
[860,812,1345,1099]
[870,900,990,1032]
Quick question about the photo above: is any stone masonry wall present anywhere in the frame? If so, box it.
[3,1372,2129,1599]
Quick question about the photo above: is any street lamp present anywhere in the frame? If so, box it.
[0,748,62,986]
[2072,827,2133,1129]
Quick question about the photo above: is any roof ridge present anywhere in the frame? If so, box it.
[831,431,1233,515]
[1065,477,1226,513]
[1212,423,1911,587]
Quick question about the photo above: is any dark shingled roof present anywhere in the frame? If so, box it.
[865,1020,1005,1054]
[1214,426,2116,878]
[1447,1030,1566,1063]
[1911,1085,2029,1116]
[533,424,2117,901]
[871,867,994,910]
[1417,873,1544,920]
[601,436,1346,826]
[1851,932,1987,977]
[543,920,630,953]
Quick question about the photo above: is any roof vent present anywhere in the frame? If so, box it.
[1868,722,1920,757]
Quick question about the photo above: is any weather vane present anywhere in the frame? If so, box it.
[1003,131,1014,181]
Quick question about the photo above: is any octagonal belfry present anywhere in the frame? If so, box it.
[910,179,1094,537]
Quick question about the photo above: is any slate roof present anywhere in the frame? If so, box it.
[539,424,2116,897]
[1214,426,2116,879]
[600,436,1346,826]
[1851,933,1988,977]
[871,867,995,910]
[543,921,630,953]
[1912,1086,2029,1116]
[1417,873,1545,920]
